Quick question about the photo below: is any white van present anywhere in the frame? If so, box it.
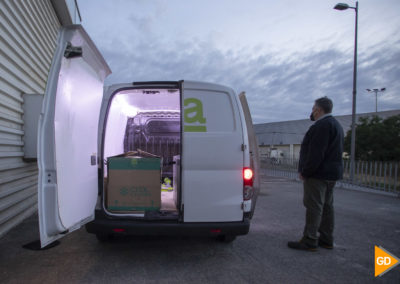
[38,25,260,248]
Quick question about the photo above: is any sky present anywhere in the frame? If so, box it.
[77,0,400,123]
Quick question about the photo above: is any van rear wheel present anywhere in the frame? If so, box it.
[216,235,236,243]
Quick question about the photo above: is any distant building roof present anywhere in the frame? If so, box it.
[254,109,400,146]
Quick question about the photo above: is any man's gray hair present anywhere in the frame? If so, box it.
[315,97,333,114]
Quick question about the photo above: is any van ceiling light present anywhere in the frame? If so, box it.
[121,105,139,117]
[114,95,139,117]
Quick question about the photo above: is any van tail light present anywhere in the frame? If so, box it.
[243,168,253,184]
[243,167,254,200]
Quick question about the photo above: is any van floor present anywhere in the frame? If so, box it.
[160,191,177,212]
[144,190,179,220]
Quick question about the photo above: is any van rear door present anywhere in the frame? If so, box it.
[38,25,111,247]
[181,81,244,222]
[239,92,260,218]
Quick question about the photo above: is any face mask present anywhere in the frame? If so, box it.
[310,111,315,121]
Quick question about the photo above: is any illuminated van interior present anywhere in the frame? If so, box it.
[102,88,181,218]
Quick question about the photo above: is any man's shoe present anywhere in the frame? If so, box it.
[318,239,334,249]
[287,240,317,251]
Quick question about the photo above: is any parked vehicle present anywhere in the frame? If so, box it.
[38,25,260,247]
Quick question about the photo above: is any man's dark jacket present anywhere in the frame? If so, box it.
[298,115,344,180]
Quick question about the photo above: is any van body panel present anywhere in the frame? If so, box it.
[38,25,111,247]
[181,81,244,222]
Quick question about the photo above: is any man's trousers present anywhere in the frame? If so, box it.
[303,178,336,246]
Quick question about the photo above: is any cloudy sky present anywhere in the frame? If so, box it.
[77,0,400,123]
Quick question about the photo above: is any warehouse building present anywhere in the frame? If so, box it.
[254,109,400,160]
[0,0,80,238]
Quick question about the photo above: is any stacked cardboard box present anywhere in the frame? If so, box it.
[106,150,161,212]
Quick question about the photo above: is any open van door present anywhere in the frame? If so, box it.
[181,82,244,222]
[239,92,260,218]
[38,25,111,247]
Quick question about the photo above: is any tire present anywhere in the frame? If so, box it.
[216,235,236,243]
[96,233,111,242]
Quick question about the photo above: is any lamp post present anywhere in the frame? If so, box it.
[366,88,386,112]
[334,1,358,183]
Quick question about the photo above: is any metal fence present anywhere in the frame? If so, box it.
[261,157,400,196]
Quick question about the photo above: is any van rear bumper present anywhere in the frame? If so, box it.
[85,211,250,237]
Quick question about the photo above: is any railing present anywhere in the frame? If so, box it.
[261,157,400,196]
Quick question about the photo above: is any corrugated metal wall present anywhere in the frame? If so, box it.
[0,0,60,238]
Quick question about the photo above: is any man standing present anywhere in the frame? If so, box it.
[288,97,344,251]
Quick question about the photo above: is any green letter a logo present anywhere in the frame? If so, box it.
[184,98,207,132]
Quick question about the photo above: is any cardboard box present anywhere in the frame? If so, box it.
[106,151,161,212]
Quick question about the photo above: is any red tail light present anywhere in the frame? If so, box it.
[243,168,253,186]
[243,167,254,200]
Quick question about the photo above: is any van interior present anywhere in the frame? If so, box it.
[102,88,181,219]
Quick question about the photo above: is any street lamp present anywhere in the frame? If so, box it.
[366,88,386,112]
[334,1,358,183]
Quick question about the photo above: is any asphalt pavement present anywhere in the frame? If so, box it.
[1,176,399,283]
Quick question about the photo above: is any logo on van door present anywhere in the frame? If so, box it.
[183,98,207,132]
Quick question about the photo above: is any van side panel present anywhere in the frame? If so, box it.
[182,82,244,222]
